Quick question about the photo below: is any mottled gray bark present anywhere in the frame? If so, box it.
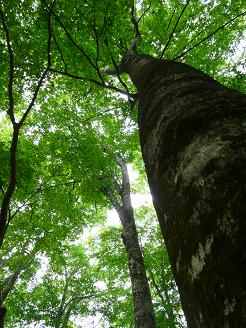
[121,54,246,327]
[103,157,155,327]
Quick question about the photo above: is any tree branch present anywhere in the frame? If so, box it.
[53,32,68,71]
[137,5,151,23]
[103,38,131,96]
[173,10,246,61]
[102,186,122,214]
[49,68,135,98]
[0,8,15,125]
[41,0,102,80]
[130,3,142,41]
[0,12,52,248]
[19,9,52,127]
[147,267,166,306]
[160,0,191,58]
[92,19,104,84]
[166,9,176,32]
[63,293,96,312]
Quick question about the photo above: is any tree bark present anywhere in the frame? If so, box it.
[103,158,155,327]
[121,54,246,327]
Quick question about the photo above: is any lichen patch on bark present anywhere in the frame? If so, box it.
[189,235,214,281]
[224,298,236,316]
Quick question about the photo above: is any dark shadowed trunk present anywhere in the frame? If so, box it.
[121,54,246,327]
[103,157,156,328]
[0,307,6,328]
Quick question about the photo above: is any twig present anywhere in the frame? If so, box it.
[166,9,176,32]
[189,21,214,45]
[19,9,52,127]
[41,0,102,81]
[160,0,191,58]
[104,38,131,95]
[173,10,246,60]
[137,5,151,23]
[83,107,115,124]
[53,32,68,71]
[92,19,104,84]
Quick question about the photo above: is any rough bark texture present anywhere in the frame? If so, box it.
[103,158,155,327]
[121,54,246,327]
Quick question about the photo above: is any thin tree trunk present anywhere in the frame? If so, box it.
[0,241,39,328]
[0,307,6,328]
[120,54,246,327]
[103,157,155,327]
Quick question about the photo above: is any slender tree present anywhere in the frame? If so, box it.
[103,157,156,327]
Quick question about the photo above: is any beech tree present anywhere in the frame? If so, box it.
[102,156,155,327]
[120,51,246,326]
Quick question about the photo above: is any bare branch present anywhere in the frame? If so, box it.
[19,9,52,127]
[0,8,15,125]
[7,187,42,223]
[173,10,246,61]
[19,69,48,127]
[103,38,131,96]
[41,0,101,79]
[137,5,151,23]
[131,3,142,41]
[128,2,142,54]
[83,107,115,124]
[189,21,215,45]
[64,293,96,311]
[49,68,135,98]
[53,32,68,71]
[166,9,176,32]
[160,0,191,58]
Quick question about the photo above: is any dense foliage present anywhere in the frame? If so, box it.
[0,0,245,326]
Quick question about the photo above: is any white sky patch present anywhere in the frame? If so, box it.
[0,111,6,122]
[226,32,246,73]
[73,314,109,328]
[27,254,49,291]
[94,280,107,291]
[106,208,121,226]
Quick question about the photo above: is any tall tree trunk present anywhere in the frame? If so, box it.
[121,54,246,327]
[103,157,155,327]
